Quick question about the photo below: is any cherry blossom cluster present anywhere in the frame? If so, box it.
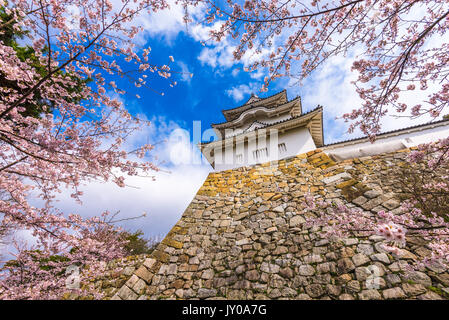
[375,221,406,247]
[193,0,449,136]
[0,0,176,299]
[187,0,449,271]
[302,145,449,269]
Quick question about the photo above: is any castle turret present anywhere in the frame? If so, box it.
[199,90,324,170]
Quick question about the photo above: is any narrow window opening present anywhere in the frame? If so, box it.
[253,147,268,160]
[278,143,287,154]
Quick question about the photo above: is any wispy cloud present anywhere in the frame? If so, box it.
[26,116,211,239]
[191,22,272,78]
[277,47,442,144]
[176,61,194,84]
[131,0,206,44]
[51,162,210,238]
[225,83,260,102]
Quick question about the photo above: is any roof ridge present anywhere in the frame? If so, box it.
[221,89,287,114]
[212,95,301,127]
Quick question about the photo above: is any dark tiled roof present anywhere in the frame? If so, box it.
[220,90,290,122]
[212,96,300,127]
[247,105,322,129]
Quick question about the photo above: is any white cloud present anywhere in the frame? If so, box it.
[181,2,445,139]
[191,21,273,77]
[284,47,442,144]
[117,1,272,79]
[52,163,210,239]
[1,228,39,262]
[24,117,212,241]
[176,61,193,84]
[196,39,272,76]
[132,0,207,44]
[198,45,235,69]
[225,83,260,102]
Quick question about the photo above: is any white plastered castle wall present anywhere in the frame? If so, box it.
[323,122,449,161]
[213,126,317,171]
[209,121,449,171]
[223,113,292,139]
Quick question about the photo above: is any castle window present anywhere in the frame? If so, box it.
[278,143,287,154]
[253,147,268,160]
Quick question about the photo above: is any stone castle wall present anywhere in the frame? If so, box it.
[107,149,449,300]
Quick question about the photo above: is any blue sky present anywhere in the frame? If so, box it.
[5,1,442,250]
[118,29,276,144]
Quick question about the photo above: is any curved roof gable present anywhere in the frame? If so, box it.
[221,90,288,121]
[202,106,324,148]
[213,96,302,130]
[244,94,261,105]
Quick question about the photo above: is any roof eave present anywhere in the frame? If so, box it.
[221,90,287,119]
[204,106,323,147]
[213,96,301,128]
[323,117,449,149]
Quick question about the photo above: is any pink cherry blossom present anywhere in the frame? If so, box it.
[193,0,449,135]
[0,0,173,299]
